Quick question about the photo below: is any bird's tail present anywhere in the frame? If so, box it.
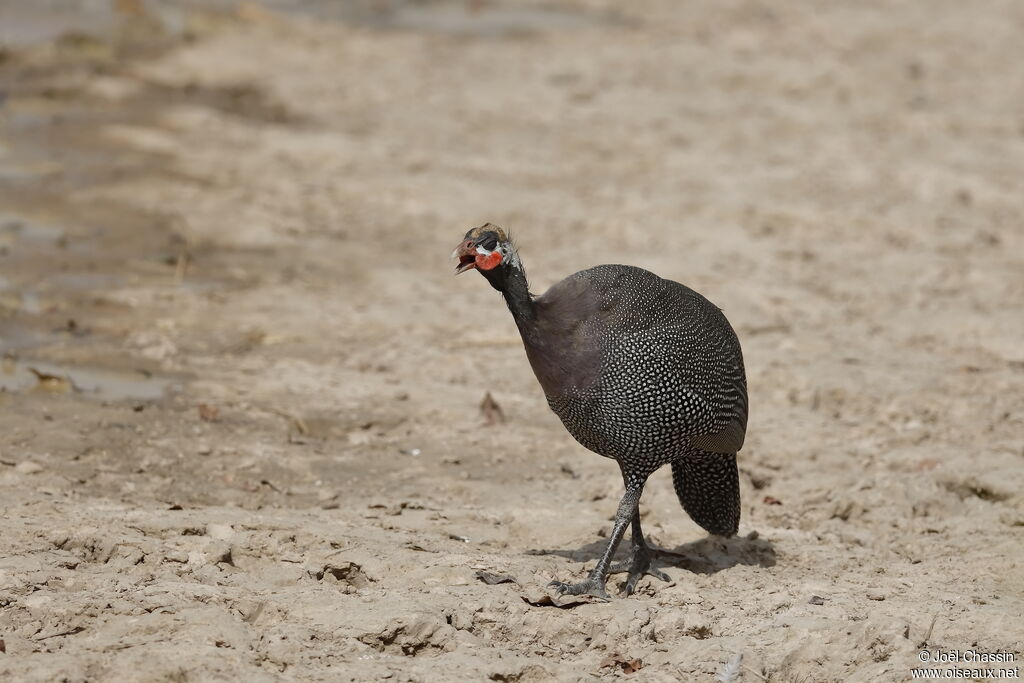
[671,451,740,537]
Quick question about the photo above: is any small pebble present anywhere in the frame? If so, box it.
[809,595,825,605]
[206,523,234,540]
[15,461,44,475]
[866,591,885,601]
[165,550,189,563]
[317,489,338,502]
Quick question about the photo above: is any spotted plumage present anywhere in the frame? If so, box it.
[454,224,747,599]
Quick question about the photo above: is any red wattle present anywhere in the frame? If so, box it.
[476,251,503,271]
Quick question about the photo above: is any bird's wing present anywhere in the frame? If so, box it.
[689,399,746,453]
[556,265,748,453]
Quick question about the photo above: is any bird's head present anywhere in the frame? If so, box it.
[452,223,519,277]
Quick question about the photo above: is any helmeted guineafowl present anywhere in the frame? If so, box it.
[454,223,747,599]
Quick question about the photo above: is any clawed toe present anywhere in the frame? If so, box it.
[649,566,670,582]
[623,565,669,595]
[609,549,671,596]
[548,578,611,600]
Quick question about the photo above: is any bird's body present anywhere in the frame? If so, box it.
[454,225,747,598]
[524,265,746,469]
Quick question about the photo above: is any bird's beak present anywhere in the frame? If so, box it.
[452,239,478,275]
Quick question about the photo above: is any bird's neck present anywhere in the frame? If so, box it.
[502,267,537,328]
[483,261,537,328]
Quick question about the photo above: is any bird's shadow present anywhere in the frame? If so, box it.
[528,532,776,575]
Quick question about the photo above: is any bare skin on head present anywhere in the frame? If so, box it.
[454,223,747,599]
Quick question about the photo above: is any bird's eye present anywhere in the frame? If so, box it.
[479,234,499,251]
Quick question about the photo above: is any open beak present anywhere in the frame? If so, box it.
[452,239,478,275]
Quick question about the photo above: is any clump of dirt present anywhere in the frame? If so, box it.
[1,1,1023,681]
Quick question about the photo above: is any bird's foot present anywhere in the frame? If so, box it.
[548,575,611,601]
[608,547,670,596]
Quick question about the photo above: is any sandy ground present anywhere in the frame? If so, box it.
[1,1,1023,681]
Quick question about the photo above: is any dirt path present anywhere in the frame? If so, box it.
[1,1,1022,681]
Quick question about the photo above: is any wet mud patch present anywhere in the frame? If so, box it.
[1,2,1023,682]
[229,0,630,38]
[336,1,627,38]
[0,357,174,401]
[142,79,301,125]
[0,11,306,203]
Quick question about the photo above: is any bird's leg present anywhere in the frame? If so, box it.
[608,513,671,596]
[549,486,642,600]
